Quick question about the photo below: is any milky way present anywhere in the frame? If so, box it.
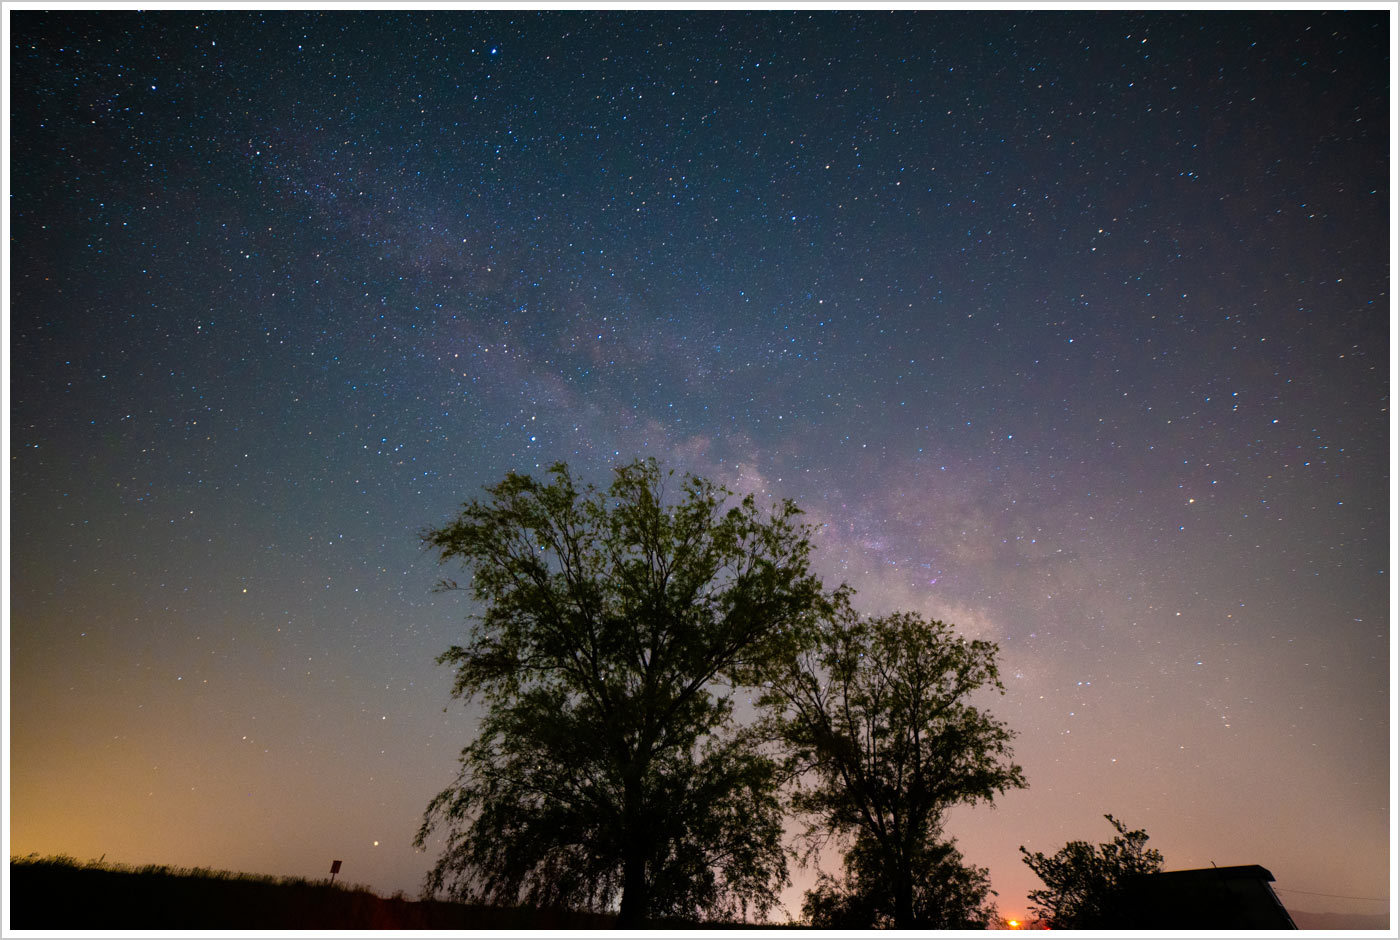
[8,9,1392,922]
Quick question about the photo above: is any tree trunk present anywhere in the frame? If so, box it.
[615,772,648,929]
[892,866,916,930]
[616,849,649,928]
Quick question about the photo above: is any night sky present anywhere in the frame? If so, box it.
[6,8,1393,925]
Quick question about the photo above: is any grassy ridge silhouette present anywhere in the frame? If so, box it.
[9,854,672,929]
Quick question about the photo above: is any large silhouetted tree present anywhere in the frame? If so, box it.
[758,608,1026,929]
[1019,814,1164,928]
[413,459,830,926]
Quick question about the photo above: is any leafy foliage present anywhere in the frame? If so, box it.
[1019,814,1165,928]
[414,460,829,925]
[759,607,1026,928]
[801,829,998,929]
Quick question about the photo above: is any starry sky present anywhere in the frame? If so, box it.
[6,7,1394,925]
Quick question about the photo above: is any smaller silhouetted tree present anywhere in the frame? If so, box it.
[759,607,1026,929]
[1019,814,1164,928]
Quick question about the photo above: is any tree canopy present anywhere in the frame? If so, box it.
[413,459,829,925]
[1020,814,1165,928]
[758,607,1027,928]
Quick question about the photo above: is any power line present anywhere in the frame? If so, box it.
[1274,886,1389,902]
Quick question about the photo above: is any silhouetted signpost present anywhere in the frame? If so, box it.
[329,860,342,885]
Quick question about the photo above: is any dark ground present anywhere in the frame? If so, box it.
[8,855,759,930]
